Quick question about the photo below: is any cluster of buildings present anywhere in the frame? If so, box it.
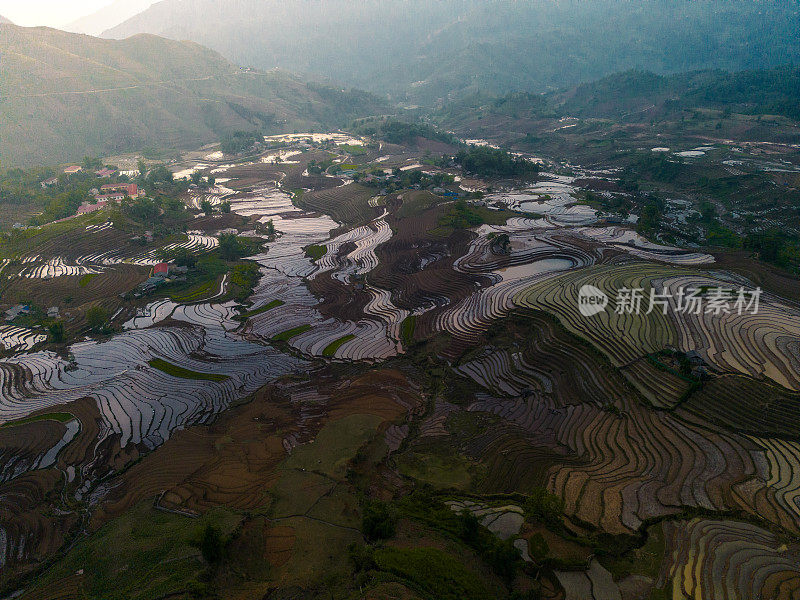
[134,262,189,297]
[77,183,145,215]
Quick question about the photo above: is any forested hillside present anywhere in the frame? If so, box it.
[0,25,386,166]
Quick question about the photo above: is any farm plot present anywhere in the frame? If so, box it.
[0,323,306,451]
[484,179,598,226]
[0,326,47,352]
[298,183,378,226]
[227,187,300,218]
[578,226,715,265]
[75,233,219,268]
[677,375,800,439]
[554,560,622,600]
[658,273,800,391]
[330,219,392,284]
[21,256,103,279]
[0,418,78,483]
[465,390,792,534]
[657,519,800,600]
[514,263,684,366]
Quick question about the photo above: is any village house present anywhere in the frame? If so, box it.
[153,262,170,278]
[77,200,109,215]
[4,305,31,322]
[63,166,82,174]
[95,168,117,178]
[40,177,59,188]
[96,183,143,201]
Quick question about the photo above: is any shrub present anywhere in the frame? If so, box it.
[524,487,564,528]
[362,500,398,541]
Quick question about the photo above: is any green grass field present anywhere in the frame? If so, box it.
[148,358,229,382]
[322,334,355,357]
[271,324,312,343]
[239,299,285,319]
[21,502,242,600]
[0,412,74,429]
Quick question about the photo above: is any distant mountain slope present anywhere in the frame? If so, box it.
[64,0,156,36]
[102,0,800,104]
[0,25,386,167]
[435,67,800,128]
[558,68,800,121]
[0,14,13,24]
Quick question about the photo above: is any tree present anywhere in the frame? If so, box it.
[201,199,214,215]
[86,305,108,332]
[190,171,203,186]
[220,201,231,213]
[136,159,148,179]
[524,487,564,528]
[199,524,224,564]
[264,219,276,238]
[82,156,102,170]
[528,533,549,562]
[48,321,65,343]
[492,233,511,254]
[361,500,397,541]
[218,233,244,260]
[207,175,216,187]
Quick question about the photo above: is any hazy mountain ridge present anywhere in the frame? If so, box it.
[0,14,13,24]
[0,24,387,166]
[102,0,800,104]
[64,0,157,36]
[433,67,800,134]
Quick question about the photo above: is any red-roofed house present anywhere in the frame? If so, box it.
[95,168,117,178]
[97,183,142,201]
[153,263,170,277]
[63,166,82,174]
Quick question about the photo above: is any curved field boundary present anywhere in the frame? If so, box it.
[0,326,47,352]
[515,263,682,366]
[658,519,800,599]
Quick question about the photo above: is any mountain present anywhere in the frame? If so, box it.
[556,68,800,121]
[434,67,800,136]
[102,0,800,104]
[64,0,157,36]
[0,14,13,24]
[0,25,386,167]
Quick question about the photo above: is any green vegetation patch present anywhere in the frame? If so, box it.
[1,412,74,429]
[271,324,312,342]
[78,273,99,288]
[239,299,285,319]
[148,358,229,382]
[304,244,327,260]
[282,413,384,478]
[169,276,221,303]
[23,502,242,600]
[435,201,511,233]
[398,449,477,490]
[322,334,355,357]
[400,315,416,346]
[372,547,492,600]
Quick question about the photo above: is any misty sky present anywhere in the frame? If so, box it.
[0,0,150,27]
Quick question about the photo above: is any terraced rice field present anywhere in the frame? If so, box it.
[4,145,800,597]
[0,326,47,352]
[658,519,800,599]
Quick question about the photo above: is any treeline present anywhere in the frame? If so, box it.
[352,117,459,146]
[454,146,539,179]
[436,66,800,125]
[220,131,262,155]
[559,67,800,121]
